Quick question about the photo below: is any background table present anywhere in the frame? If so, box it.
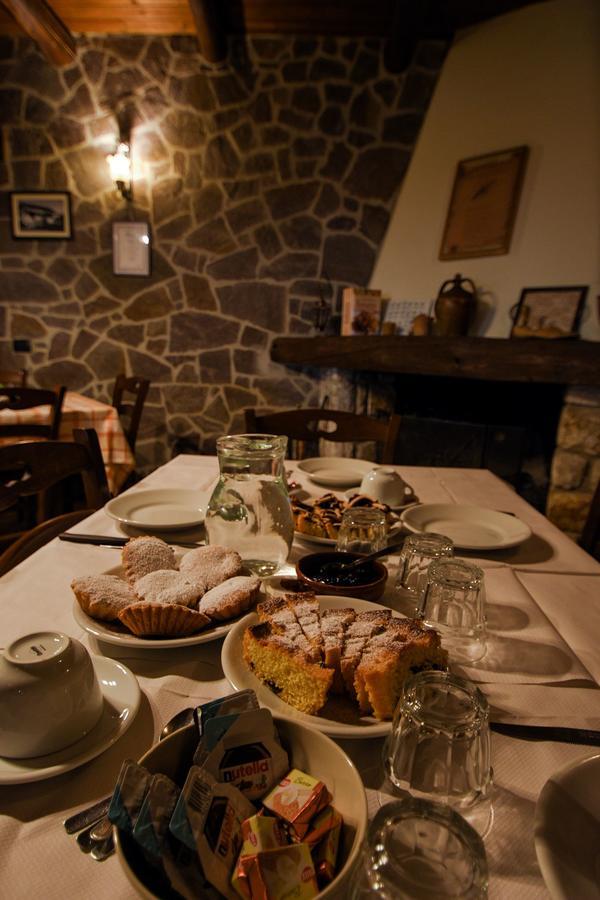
[0,456,599,899]
[0,391,135,493]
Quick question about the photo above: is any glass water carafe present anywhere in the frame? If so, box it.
[205,434,293,577]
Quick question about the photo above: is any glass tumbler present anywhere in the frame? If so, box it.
[394,533,454,617]
[384,670,492,819]
[335,506,387,554]
[351,798,488,899]
[351,797,488,900]
[422,558,487,662]
[205,434,294,577]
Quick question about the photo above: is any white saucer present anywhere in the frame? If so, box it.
[297,458,374,489]
[105,489,205,531]
[400,503,531,550]
[222,595,397,739]
[0,657,140,785]
[535,753,600,900]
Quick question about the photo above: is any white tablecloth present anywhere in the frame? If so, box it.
[1,457,599,900]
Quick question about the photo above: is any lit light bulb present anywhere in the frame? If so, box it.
[106,142,132,200]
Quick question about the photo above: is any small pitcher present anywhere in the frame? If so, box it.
[205,434,294,577]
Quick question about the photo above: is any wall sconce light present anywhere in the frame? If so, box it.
[106,142,132,202]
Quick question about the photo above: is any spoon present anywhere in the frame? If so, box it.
[336,540,407,571]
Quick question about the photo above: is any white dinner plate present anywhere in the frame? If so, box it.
[105,489,205,531]
[222,595,398,739]
[0,657,140,785]
[297,457,374,488]
[400,503,531,550]
[534,754,600,900]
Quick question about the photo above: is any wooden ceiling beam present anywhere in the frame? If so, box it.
[188,0,226,63]
[1,0,76,64]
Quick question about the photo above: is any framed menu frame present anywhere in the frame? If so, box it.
[439,146,528,260]
[112,221,151,276]
[510,285,588,339]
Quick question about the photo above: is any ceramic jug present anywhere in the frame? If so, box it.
[434,273,477,337]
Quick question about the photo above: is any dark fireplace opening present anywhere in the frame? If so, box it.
[390,375,566,511]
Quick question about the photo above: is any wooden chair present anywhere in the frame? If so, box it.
[0,385,66,440]
[112,374,150,453]
[580,479,600,560]
[244,408,401,463]
[0,508,94,577]
[0,427,110,546]
[0,369,27,387]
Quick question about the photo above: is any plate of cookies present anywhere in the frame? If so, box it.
[71,536,265,649]
[221,593,447,739]
[292,492,401,546]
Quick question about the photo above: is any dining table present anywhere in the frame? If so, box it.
[0,390,135,494]
[1,453,599,899]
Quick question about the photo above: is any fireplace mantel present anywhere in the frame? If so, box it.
[271,336,600,386]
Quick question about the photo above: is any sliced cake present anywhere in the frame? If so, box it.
[355,619,448,719]
[320,607,356,693]
[284,593,324,660]
[339,610,392,697]
[256,596,317,661]
[243,621,333,715]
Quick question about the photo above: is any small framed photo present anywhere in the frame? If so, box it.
[511,285,588,339]
[10,191,72,239]
[112,221,151,276]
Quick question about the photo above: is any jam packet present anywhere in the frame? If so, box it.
[262,769,331,841]
[132,773,180,863]
[196,708,289,802]
[246,844,319,900]
[232,815,289,898]
[169,766,254,900]
[108,759,152,834]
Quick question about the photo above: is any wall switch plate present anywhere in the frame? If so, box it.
[13,339,31,352]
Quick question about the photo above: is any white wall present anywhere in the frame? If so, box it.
[371,0,600,339]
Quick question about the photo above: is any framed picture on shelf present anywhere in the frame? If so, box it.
[439,146,528,260]
[10,191,72,239]
[510,285,588,339]
[112,221,151,276]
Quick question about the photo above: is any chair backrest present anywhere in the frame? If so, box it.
[0,508,95,577]
[0,427,110,516]
[112,374,150,453]
[244,408,401,463]
[0,369,27,387]
[0,385,65,439]
[580,479,600,560]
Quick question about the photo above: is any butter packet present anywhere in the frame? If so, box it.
[303,806,342,848]
[232,815,289,898]
[312,815,342,887]
[169,765,254,900]
[247,844,319,900]
[262,769,331,841]
[108,759,152,834]
[132,773,180,862]
[197,708,289,802]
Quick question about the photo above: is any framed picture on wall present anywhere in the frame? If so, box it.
[112,221,151,276]
[510,285,588,338]
[10,191,72,239]
[439,146,528,260]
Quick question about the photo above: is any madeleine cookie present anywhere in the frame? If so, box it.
[179,545,243,591]
[118,602,210,637]
[71,574,136,621]
[122,536,177,585]
[198,575,261,621]
[133,570,202,608]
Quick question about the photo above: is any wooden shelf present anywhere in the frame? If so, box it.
[271,335,600,386]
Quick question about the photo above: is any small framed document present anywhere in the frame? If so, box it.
[112,221,151,276]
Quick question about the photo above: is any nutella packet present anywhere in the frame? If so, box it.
[108,759,152,834]
[194,690,259,740]
[303,805,342,848]
[262,769,332,841]
[132,773,180,862]
[197,708,289,802]
[169,766,254,900]
[312,815,342,887]
[232,815,289,898]
[161,833,221,900]
[246,844,319,900]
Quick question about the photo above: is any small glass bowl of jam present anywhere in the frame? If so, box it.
[296,551,388,602]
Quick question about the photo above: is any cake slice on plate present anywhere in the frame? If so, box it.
[284,593,323,661]
[256,596,318,661]
[320,607,356,692]
[339,610,392,697]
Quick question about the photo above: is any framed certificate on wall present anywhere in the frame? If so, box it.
[112,221,151,276]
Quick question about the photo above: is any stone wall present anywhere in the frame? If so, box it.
[0,33,446,471]
[547,386,600,543]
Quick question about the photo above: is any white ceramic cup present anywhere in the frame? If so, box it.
[0,632,104,758]
[360,466,414,507]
